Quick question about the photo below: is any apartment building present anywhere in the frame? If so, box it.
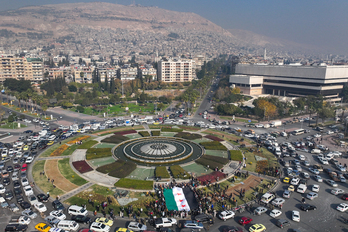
[73,66,93,83]
[231,63,348,101]
[117,66,138,81]
[0,56,43,84]
[138,64,157,81]
[158,58,195,82]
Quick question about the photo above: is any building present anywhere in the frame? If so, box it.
[230,63,348,101]
[138,64,157,81]
[158,58,195,82]
[229,75,263,95]
[73,67,93,83]
[0,56,43,84]
[118,66,138,81]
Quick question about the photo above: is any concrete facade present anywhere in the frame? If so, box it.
[232,64,348,100]
[158,58,195,82]
[229,75,263,96]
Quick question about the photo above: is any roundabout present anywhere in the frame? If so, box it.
[115,137,204,165]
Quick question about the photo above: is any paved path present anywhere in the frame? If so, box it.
[37,156,66,161]
[59,182,94,201]
[71,149,87,162]
[47,107,101,121]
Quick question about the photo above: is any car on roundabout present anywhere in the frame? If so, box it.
[312,185,320,192]
[331,188,344,195]
[90,222,110,232]
[115,229,133,232]
[249,224,266,232]
[95,217,113,227]
[254,207,267,216]
[283,190,291,198]
[34,202,47,213]
[283,177,290,183]
[22,209,37,219]
[194,213,214,224]
[342,193,348,200]
[50,211,66,220]
[222,226,243,232]
[291,177,300,185]
[306,192,318,200]
[218,210,235,221]
[288,185,295,192]
[35,223,51,232]
[292,210,300,222]
[325,179,338,187]
[314,175,323,182]
[337,203,348,212]
[309,168,320,175]
[269,209,282,218]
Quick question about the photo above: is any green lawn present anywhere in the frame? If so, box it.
[57,158,88,186]
[32,160,64,198]
[115,178,153,190]
[78,140,98,149]
[0,122,27,129]
[242,148,278,173]
[220,116,257,123]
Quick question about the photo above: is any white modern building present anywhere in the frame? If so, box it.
[230,64,348,101]
[158,58,195,82]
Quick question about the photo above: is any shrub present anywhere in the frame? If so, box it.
[138,131,150,137]
[204,134,224,141]
[174,132,202,140]
[50,144,69,156]
[115,178,153,190]
[195,155,229,170]
[151,131,161,136]
[161,127,183,132]
[86,148,112,160]
[115,130,137,135]
[230,150,243,162]
[256,160,269,173]
[169,165,191,179]
[96,160,136,178]
[199,141,227,151]
[78,140,98,149]
[155,166,170,178]
[101,134,129,144]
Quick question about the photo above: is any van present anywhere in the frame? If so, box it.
[297,184,307,193]
[311,149,321,154]
[67,205,88,216]
[261,193,275,204]
[56,220,79,231]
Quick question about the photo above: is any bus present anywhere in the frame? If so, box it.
[292,129,305,135]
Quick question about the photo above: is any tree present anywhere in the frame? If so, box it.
[231,87,241,94]
[68,85,77,92]
[76,105,84,113]
[110,78,115,94]
[7,114,14,123]
[104,74,108,91]
[254,98,277,120]
[318,106,335,123]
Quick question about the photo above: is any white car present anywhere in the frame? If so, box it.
[21,178,29,186]
[331,188,344,195]
[298,155,305,161]
[127,221,147,231]
[25,157,34,164]
[337,165,346,172]
[306,192,318,200]
[34,202,47,213]
[295,165,302,172]
[50,210,66,220]
[292,210,300,222]
[23,185,34,196]
[22,209,37,219]
[283,190,291,199]
[326,179,338,187]
[0,184,5,194]
[90,222,110,232]
[291,177,300,185]
[218,210,235,221]
[28,195,39,205]
[269,209,282,218]
[318,157,328,165]
[337,203,348,212]
[327,130,334,135]
[314,175,323,182]
[309,168,320,175]
[313,133,321,138]
[312,185,320,192]
[272,198,285,207]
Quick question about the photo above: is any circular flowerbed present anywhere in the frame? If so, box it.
[114,137,204,166]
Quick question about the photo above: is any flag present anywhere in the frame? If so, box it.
[163,187,198,211]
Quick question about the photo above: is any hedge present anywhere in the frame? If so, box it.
[138,131,150,137]
[115,178,153,190]
[195,155,228,170]
[161,127,183,132]
[78,140,98,149]
[114,130,137,135]
[204,134,224,141]
[86,148,112,160]
[151,131,161,136]
[169,165,191,179]
[199,141,227,151]
[174,132,202,140]
[155,166,170,178]
[96,160,136,178]
[230,150,243,162]
[101,134,129,144]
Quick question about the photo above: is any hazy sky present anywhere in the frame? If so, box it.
[2,0,348,55]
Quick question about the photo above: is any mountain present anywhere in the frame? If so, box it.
[0,2,317,56]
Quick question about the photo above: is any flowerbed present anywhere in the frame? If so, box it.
[50,144,69,156]
[204,135,224,141]
[255,160,269,173]
[115,178,153,190]
[195,155,229,170]
[86,148,112,160]
[67,135,91,144]
[155,166,170,178]
[174,132,202,140]
[138,131,150,137]
[101,134,129,144]
[115,130,137,135]
[72,160,93,173]
[96,160,136,178]
[151,131,161,136]
[169,165,191,179]
[161,127,183,132]
[199,141,227,151]
[197,171,226,184]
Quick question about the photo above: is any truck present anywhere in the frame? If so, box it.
[270,120,282,127]
[10,216,31,225]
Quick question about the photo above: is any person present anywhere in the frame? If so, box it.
[47,192,50,198]
[302,197,305,204]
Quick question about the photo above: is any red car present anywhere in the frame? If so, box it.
[238,216,252,226]
[342,194,348,200]
[21,163,27,172]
